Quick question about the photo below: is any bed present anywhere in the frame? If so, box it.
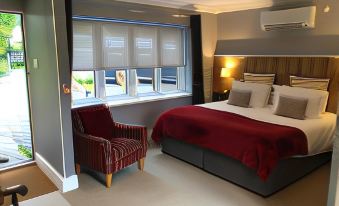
[152,101,336,196]
[152,72,338,196]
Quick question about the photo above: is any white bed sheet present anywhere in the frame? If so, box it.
[199,101,337,155]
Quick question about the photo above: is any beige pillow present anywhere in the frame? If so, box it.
[227,89,252,108]
[244,73,275,85]
[274,95,308,120]
[290,76,330,91]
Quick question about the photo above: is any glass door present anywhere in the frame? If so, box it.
[0,12,33,170]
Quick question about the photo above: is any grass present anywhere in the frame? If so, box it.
[18,145,32,159]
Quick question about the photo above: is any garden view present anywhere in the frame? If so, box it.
[0,12,32,169]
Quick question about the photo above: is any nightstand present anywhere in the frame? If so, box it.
[212,90,230,102]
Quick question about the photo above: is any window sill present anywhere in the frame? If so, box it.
[72,92,192,109]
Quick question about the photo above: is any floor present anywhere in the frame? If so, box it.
[0,164,57,206]
[61,147,330,206]
[0,69,32,169]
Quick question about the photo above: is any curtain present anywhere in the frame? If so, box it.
[190,15,205,104]
[65,0,73,72]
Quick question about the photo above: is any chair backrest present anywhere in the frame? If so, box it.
[72,104,115,140]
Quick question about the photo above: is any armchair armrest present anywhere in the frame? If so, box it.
[113,122,147,147]
[73,131,112,174]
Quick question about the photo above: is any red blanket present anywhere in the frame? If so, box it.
[152,106,308,180]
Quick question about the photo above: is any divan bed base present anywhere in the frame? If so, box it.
[161,137,331,197]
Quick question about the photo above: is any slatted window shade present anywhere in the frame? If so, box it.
[73,21,95,70]
[73,19,185,70]
[133,26,158,68]
[102,24,129,68]
[159,27,184,67]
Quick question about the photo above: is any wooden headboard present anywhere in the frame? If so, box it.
[213,57,339,113]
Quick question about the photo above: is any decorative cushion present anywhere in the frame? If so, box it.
[274,95,308,120]
[290,76,330,91]
[244,73,275,85]
[110,138,143,161]
[227,89,252,108]
[273,86,329,118]
[77,105,114,140]
[232,80,272,108]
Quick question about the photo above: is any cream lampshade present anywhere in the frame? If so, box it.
[220,67,232,78]
[220,67,234,92]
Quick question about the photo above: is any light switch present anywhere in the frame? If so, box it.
[33,59,39,69]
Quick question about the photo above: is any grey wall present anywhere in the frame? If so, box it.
[51,0,76,178]
[215,0,339,56]
[24,0,75,178]
[110,96,192,136]
[73,0,191,26]
[0,0,23,12]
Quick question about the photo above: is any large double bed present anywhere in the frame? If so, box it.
[152,101,336,196]
[151,61,338,196]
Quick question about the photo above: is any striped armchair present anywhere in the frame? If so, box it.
[71,104,147,188]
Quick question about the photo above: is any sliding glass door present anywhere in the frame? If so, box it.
[0,12,33,169]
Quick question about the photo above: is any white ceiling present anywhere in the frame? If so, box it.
[114,0,314,14]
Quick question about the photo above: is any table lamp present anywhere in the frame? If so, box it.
[220,67,234,93]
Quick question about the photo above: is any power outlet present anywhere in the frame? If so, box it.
[33,59,39,69]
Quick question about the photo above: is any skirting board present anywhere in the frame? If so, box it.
[35,152,79,193]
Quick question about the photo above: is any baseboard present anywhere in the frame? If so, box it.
[35,152,78,193]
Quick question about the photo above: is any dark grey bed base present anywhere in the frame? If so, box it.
[161,137,332,197]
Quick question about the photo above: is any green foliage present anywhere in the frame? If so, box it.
[0,58,8,75]
[0,13,16,37]
[11,42,23,51]
[18,145,33,159]
[12,62,25,69]
[0,13,17,55]
[74,76,94,85]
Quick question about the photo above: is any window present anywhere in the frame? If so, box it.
[72,71,96,103]
[136,68,154,94]
[161,67,177,93]
[105,69,127,97]
[71,17,191,106]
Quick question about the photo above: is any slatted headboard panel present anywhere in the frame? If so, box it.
[213,57,339,113]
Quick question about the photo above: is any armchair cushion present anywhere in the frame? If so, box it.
[77,105,115,140]
[111,138,143,161]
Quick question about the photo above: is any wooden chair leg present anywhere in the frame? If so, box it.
[138,158,145,171]
[75,163,81,175]
[106,173,112,188]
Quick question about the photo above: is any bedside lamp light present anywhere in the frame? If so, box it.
[220,67,232,78]
[220,67,234,93]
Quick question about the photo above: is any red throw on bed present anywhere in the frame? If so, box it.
[152,106,308,180]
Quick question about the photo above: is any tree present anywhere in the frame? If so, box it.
[0,13,16,56]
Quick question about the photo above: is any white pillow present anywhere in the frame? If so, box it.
[231,81,271,108]
[272,85,329,119]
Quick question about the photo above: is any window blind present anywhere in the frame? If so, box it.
[73,19,185,70]
[73,21,95,70]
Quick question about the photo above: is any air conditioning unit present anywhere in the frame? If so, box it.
[260,6,316,31]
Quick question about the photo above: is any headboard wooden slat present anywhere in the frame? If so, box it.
[213,56,339,114]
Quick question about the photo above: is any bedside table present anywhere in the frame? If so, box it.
[212,90,230,102]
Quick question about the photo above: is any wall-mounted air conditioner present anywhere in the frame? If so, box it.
[260,6,316,31]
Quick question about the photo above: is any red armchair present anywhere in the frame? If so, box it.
[71,104,147,188]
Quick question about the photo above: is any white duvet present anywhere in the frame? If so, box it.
[199,101,337,155]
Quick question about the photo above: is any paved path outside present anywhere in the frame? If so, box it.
[0,69,32,169]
